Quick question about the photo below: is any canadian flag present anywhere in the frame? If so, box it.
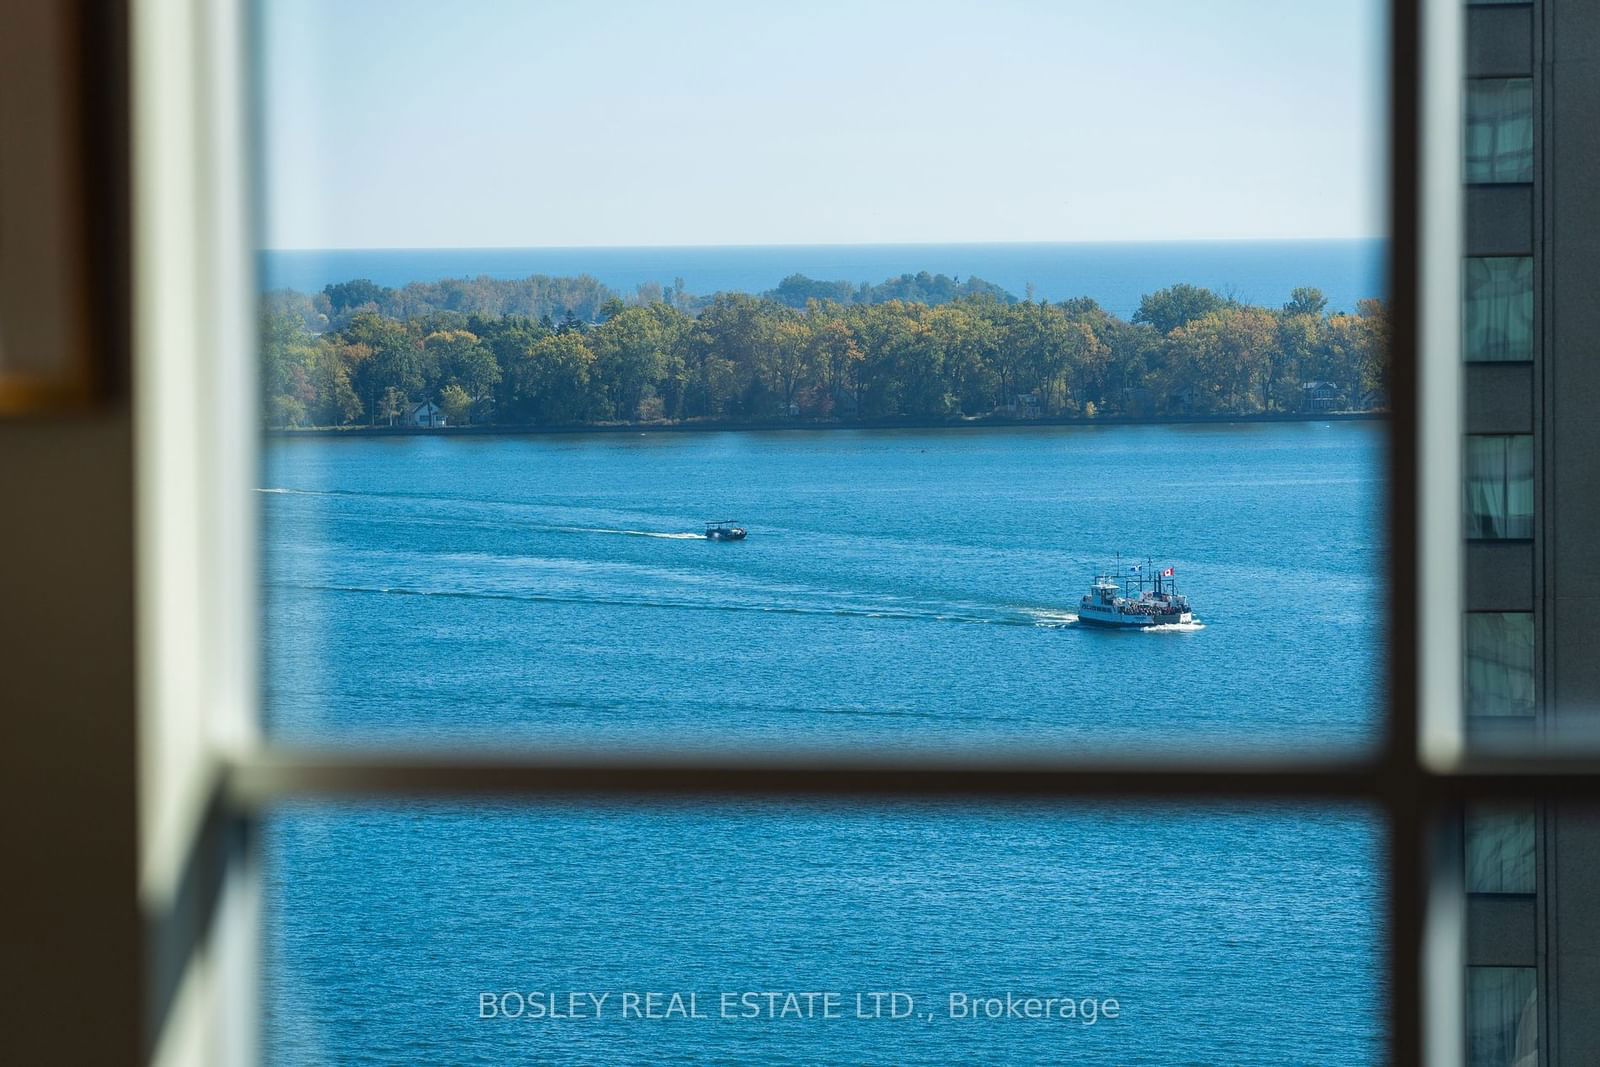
[1162,567,1175,577]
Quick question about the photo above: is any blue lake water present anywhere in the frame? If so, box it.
[260,238,1385,316]
[264,421,1385,753]
[267,804,1381,1066]
[263,420,1388,1064]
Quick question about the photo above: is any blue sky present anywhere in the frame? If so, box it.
[258,0,1386,250]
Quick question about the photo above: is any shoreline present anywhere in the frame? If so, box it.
[266,410,1387,439]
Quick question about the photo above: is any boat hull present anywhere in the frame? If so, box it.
[1077,609,1192,628]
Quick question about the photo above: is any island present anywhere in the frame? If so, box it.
[261,272,1389,432]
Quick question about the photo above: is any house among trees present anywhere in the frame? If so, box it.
[1300,381,1343,414]
[1123,386,1157,419]
[998,392,1042,418]
[407,400,448,428]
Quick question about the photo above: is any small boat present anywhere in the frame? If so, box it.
[704,520,747,541]
[1077,558,1193,628]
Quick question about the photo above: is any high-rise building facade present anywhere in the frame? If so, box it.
[1463,1,1600,1062]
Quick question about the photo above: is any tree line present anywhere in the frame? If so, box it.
[261,273,1389,429]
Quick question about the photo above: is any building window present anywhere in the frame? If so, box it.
[1465,805,1536,892]
[1464,434,1533,539]
[1465,78,1534,184]
[1465,612,1535,718]
[1468,967,1538,1067]
[1464,257,1533,361]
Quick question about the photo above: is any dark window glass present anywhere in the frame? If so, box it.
[1464,257,1533,362]
[1465,805,1536,892]
[1465,79,1534,184]
[1467,966,1538,1067]
[1465,613,1535,718]
[1464,435,1533,539]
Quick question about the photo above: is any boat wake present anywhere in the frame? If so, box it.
[554,527,706,540]
[1140,620,1206,632]
[273,581,1095,631]
[1021,609,1080,628]
[257,490,741,543]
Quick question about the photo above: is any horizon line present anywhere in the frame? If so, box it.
[261,235,1386,255]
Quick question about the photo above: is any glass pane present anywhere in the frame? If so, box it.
[1465,78,1534,184]
[1467,967,1538,1067]
[1464,435,1533,540]
[1465,613,1535,718]
[255,0,1390,753]
[1463,257,1533,362]
[1465,805,1536,892]
[265,805,1381,1065]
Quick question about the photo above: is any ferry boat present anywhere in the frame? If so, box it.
[1078,559,1192,628]
[704,520,747,541]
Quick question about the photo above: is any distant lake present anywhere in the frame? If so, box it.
[263,421,1386,1064]
[260,238,1386,315]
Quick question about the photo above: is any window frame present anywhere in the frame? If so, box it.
[131,2,1600,1066]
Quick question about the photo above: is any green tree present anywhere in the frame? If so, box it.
[261,310,320,426]
[760,314,812,414]
[377,386,405,426]
[439,383,473,425]
[926,303,987,414]
[343,312,422,424]
[1283,286,1329,318]
[1133,284,1227,335]
[501,331,597,424]
[323,278,389,315]
[1165,306,1277,413]
[691,294,768,417]
[309,339,363,424]
[1274,308,1322,412]
[590,306,670,420]
[424,328,501,418]
[275,269,1382,427]
[805,310,862,415]
[1355,298,1390,398]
